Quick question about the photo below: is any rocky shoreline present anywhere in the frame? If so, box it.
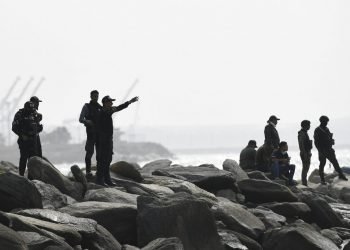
[1,157,350,249]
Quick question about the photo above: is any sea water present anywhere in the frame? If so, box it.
[56,149,350,181]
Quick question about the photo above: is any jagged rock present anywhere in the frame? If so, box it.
[0,223,28,250]
[60,201,137,245]
[232,231,262,250]
[83,225,122,250]
[320,229,343,247]
[141,237,184,250]
[142,175,217,205]
[140,159,172,175]
[70,165,88,196]
[84,188,138,205]
[330,227,350,240]
[15,209,97,238]
[329,178,350,203]
[123,245,140,250]
[237,179,298,203]
[308,169,338,184]
[27,157,84,201]
[0,172,42,212]
[218,229,248,250]
[140,183,174,196]
[137,192,224,250]
[223,159,249,182]
[262,222,339,250]
[247,171,270,181]
[32,180,76,209]
[0,161,18,174]
[110,178,161,197]
[299,191,344,228]
[216,189,239,203]
[212,197,265,240]
[4,212,82,246]
[18,230,73,250]
[110,161,143,182]
[249,207,286,229]
[330,203,350,225]
[153,166,236,191]
[260,202,311,218]
[0,211,74,249]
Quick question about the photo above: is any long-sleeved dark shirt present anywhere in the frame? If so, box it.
[314,126,333,151]
[12,109,42,137]
[264,123,280,149]
[97,102,130,138]
[239,146,257,170]
[298,129,312,154]
[79,101,102,132]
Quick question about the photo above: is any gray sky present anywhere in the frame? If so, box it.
[0,0,349,130]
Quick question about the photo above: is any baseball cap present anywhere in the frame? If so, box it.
[102,95,116,104]
[30,96,42,103]
[268,115,280,121]
[248,140,257,148]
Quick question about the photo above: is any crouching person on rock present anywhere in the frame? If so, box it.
[95,95,139,186]
[271,141,297,186]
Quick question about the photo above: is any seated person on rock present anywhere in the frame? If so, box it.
[239,140,258,171]
[271,141,297,185]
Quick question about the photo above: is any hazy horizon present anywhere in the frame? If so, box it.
[1,1,349,149]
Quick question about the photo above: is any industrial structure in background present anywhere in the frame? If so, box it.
[0,77,45,146]
[0,77,173,165]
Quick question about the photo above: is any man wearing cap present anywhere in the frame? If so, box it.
[259,115,280,172]
[239,140,258,171]
[95,95,139,186]
[12,101,43,176]
[298,120,313,186]
[314,116,347,184]
[79,90,102,178]
[30,96,43,157]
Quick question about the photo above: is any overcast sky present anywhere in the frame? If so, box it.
[0,0,349,130]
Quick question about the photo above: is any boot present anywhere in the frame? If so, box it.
[339,173,348,181]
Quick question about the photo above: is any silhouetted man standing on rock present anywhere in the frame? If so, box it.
[298,120,313,186]
[79,90,102,178]
[96,95,139,186]
[259,115,280,172]
[314,116,348,184]
[12,101,43,176]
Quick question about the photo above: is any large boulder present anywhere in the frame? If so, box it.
[84,188,138,205]
[223,159,249,182]
[232,231,262,250]
[137,192,224,250]
[27,157,84,200]
[32,180,76,209]
[60,201,137,245]
[247,171,271,181]
[237,179,298,203]
[0,172,42,212]
[330,203,350,225]
[212,198,265,240]
[110,161,143,182]
[262,222,339,250]
[140,159,172,175]
[141,237,184,250]
[70,165,88,196]
[260,202,311,218]
[4,213,82,246]
[17,231,73,250]
[329,178,350,203]
[83,225,122,250]
[142,175,217,205]
[0,223,28,250]
[299,191,344,228]
[248,207,286,229]
[153,166,236,191]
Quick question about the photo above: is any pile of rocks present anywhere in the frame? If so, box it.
[1,157,350,249]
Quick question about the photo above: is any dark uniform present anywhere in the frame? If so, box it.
[79,100,102,174]
[239,140,257,170]
[96,97,132,186]
[12,101,43,176]
[30,96,43,157]
[314,120,347,183]
[271,147,296,185]
[298,127,312,185]
[261,116,280,171]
